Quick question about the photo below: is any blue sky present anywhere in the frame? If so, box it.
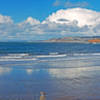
[0,0,55,22]
[0,0,100,41]
[0,0,99,22]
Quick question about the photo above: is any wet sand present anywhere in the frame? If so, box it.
[0,54,100,100]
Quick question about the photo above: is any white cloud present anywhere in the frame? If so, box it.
[0,8,100,41]
[44,8,100,27]
[19,17,40,26]
[0,14,13,24]
[53,0,88,8]
[64,1,88,8]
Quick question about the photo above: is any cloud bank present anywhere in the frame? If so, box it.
[0,8,100,41]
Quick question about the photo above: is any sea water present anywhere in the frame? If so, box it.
[0,42,100,100]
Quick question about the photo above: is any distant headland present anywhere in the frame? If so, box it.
[44,36,100,43]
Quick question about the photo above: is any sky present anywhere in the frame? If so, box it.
[0,0,100,41]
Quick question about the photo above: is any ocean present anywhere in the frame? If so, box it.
[0,42,100,100]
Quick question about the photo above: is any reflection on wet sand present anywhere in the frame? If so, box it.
[0,55,100,100]
[47,59,90,79]
[48,68,87,78]
[26,68,40,75]
[26,69,33,74]
[0,67,12,75]
[47,58,94,68]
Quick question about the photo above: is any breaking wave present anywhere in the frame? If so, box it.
[0,53,36,61]
[0,52,100,62]
[36,54,67,58]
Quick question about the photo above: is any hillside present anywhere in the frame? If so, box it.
[45,37,100,43]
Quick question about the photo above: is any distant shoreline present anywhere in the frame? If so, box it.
[44,36,100,44]
[1,36,100,43]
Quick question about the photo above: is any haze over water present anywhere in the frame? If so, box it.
[0,42,100,100]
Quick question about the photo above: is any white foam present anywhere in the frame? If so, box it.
[0,53,100,62]
[36,54,67,58]
[73,53,100,56]
[0,53,29,58]
[8,53,29,57]
[0,53,37,61]
[91,53,100,56]
[0,58,37,61]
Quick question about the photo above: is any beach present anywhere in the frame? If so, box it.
[0,42,100,100]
